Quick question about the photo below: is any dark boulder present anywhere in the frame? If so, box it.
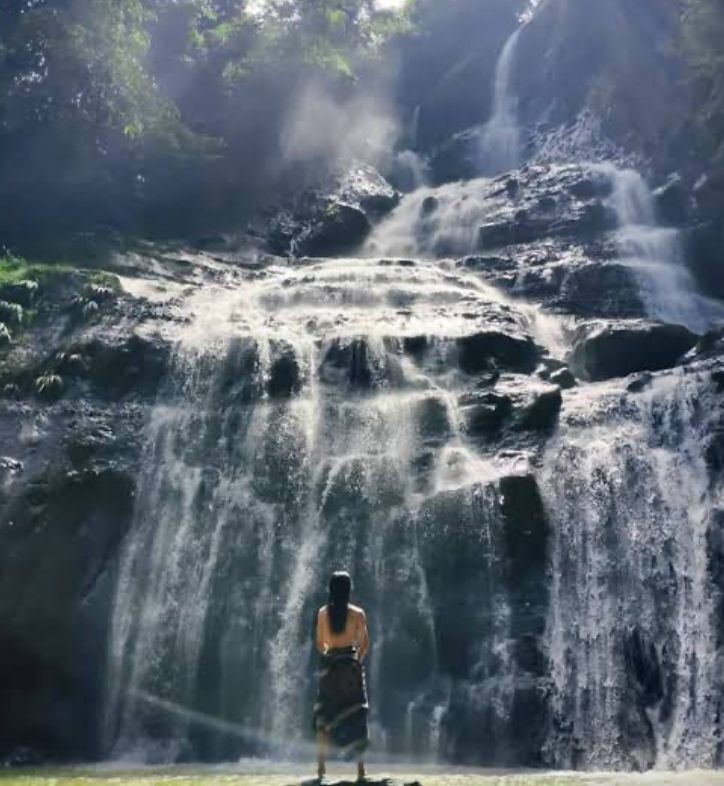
[459,391,513,439]
[336,163,400,219]
[550,368,576,389]
[297,204,372,257]
[319,338,398,389]
[267,344,302,399]
[457,330,539,375]
[569,320,699,382]
[517,384,562,432]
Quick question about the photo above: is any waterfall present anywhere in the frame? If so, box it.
[602,165,724,334]
[105,260,552,764]
[479,28,523,176]
[542,371,722,770]
[105,159,724,769]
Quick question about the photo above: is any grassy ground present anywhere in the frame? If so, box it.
[1,770,724,786]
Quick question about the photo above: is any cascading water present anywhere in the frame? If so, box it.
[602,165,724,334]
[542,371,722,770]
[479,28,523,176]
[105,259,555,764]
[106,157,724,770]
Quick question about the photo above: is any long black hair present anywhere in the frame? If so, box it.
[328,571,352,634]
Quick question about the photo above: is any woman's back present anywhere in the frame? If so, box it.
[316,603,369,659]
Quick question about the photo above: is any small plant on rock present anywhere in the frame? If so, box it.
[0,301,23,327]
[35,373,64,402]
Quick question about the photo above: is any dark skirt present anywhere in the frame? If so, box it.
[313,647,369,757]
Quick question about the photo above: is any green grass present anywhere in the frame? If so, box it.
[0,255,121,293]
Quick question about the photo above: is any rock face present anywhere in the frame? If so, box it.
[266,163,399,258]
[569,320,699,382]
[0,262,174,763]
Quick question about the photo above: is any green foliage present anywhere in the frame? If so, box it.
[681,0,724,159]
[0,256,120,295]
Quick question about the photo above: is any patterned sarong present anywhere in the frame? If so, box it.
[313,646,369,757]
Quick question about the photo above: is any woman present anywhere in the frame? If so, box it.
[314,571,370,781]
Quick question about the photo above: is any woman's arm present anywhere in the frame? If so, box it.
[315,608,326,654]
[357,610,369,662]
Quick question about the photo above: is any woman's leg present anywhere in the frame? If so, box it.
[357,758,366,780]
[317,730,327,779]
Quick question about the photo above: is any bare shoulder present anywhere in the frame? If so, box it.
[318,605,328,618]
[349,604,366,619]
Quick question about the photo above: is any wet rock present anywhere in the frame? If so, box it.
[712,368,724,394]
[402,335,428,357]
[267,347,302,399]
[517,384,562,432]
[706,509,724,647]
[557,262,643,318]
[624,627,664,708]
[336,162,400,218]
[685,220,724,300]
[653,173,689,226]
[506,177,520,198]
[550,367,576,389]
[704,419,724,475]
[265,163,397,257]
[320,339,380,389]
[0,323,11,348]
[0,466,136,759]
[297,203,371,257]
[421,195,439,216]
[79,335,170,398]
[416,396,451,442]
[569,173,613,200]
[569,320,699,382]
[626,372,653,393]
[459,255,517,277]
[457,330,539,375]
[459,391,513,439]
